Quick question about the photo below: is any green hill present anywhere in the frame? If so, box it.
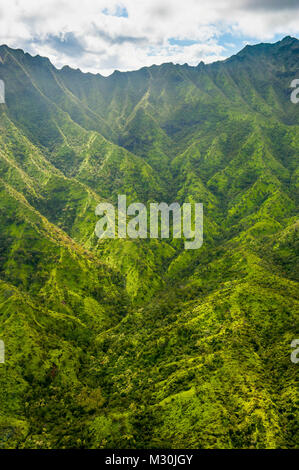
[0,36,298,448]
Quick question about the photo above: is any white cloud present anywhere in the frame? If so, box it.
[0,0,298,75]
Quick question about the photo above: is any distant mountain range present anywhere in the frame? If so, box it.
[0,36,298,448]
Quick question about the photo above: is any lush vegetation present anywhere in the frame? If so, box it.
[0,36,298,448]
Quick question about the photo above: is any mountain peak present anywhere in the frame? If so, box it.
[280,35,298,44]
[233,35,298,60]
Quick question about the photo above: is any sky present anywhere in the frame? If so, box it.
[0,0,298,76]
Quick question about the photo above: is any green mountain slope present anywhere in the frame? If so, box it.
[0,36,298,449]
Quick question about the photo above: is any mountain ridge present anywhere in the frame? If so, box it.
[0,35,298,78]
[0,36,298,449]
